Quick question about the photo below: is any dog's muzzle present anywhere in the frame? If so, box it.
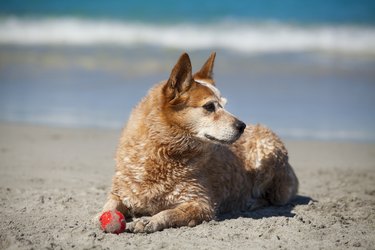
[204,119,246,144]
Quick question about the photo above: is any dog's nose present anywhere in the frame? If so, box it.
[234,120,246,134]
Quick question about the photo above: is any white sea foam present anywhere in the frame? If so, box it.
[1,17,375,54]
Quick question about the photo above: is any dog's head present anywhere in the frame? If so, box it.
[162,52,246,144]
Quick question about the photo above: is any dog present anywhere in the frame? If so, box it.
[98,52,298,233]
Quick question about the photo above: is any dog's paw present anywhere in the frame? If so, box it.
[144,218,164,233]
[127,216,165,233]
[126,217,149,233]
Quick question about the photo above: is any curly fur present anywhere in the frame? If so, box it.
[98,52,298,233]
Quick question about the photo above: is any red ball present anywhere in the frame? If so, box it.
[100,210,126,234]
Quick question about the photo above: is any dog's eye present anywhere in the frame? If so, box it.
[203,102,216,112]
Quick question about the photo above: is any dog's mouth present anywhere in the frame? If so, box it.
[204,134,240,145]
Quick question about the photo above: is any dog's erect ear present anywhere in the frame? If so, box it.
[193,52,216,85]
[165,53,193,101]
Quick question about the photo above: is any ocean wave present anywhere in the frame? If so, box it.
[1,17,375,54]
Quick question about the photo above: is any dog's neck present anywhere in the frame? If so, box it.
[148,122,210,163]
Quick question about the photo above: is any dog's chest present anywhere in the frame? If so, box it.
[120,157,205,215]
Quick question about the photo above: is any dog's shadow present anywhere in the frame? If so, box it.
[217,195,313,221]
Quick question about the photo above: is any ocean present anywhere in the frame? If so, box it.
[0,0,374,142]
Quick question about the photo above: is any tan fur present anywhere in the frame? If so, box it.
[99,52,298,233]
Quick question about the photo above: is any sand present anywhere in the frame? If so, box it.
[0,122,374,250]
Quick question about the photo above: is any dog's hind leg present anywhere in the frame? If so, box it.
[249,198,270,211]
[253,152,298,209]
[127,200,214,233]
[266,163,299,206]
[243,125,299,209]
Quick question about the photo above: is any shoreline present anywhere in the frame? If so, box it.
[1,45,375,143]
[1,122,374,249]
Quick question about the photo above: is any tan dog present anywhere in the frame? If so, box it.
[99,52,298,233]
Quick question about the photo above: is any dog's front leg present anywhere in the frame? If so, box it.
[127,200,214,233]
[93,193,128,225]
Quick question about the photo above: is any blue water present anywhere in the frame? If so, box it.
[1,0,375,24]
[1,1,375,54]
[0,1,374,142]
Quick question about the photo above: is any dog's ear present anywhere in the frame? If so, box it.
[165,52,193,101]
[193,52,216,85]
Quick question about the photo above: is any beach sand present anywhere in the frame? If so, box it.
[0,122,374,249]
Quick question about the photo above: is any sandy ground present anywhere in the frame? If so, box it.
[0,123,374,250]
